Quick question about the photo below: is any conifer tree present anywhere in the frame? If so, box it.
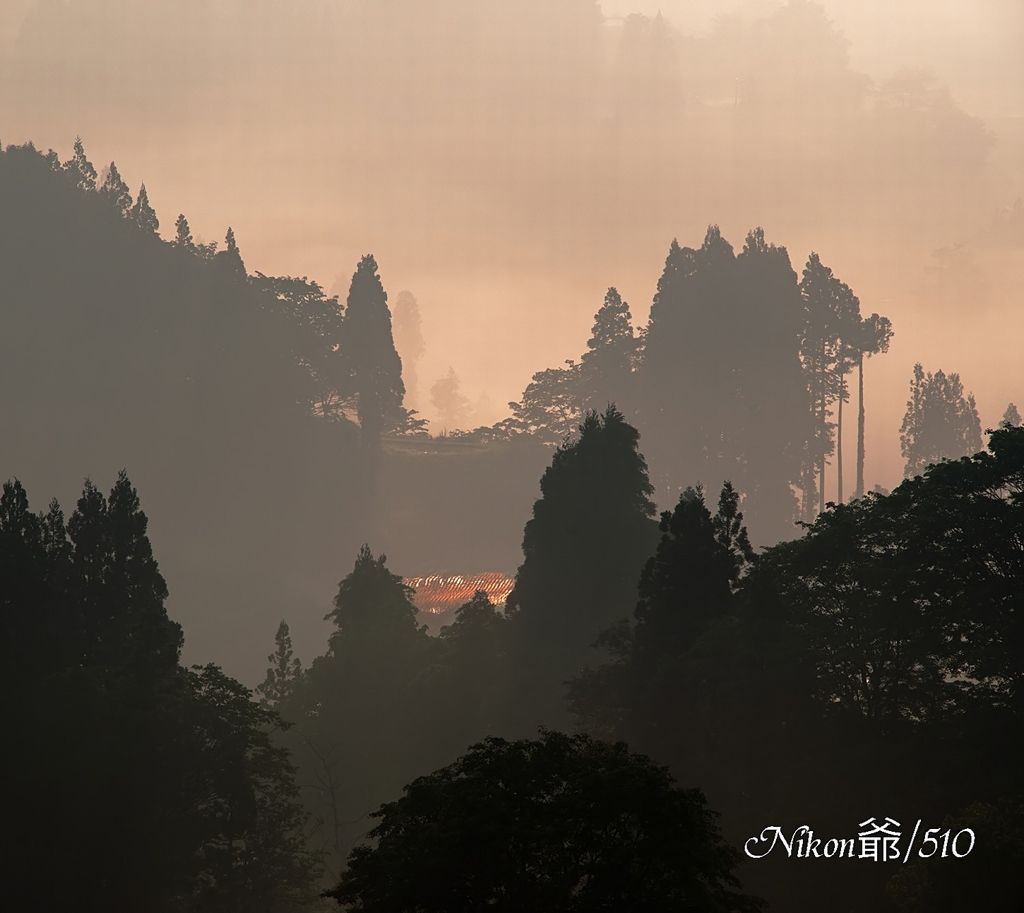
[851,312,893,498]
[1003,403,1021,428]
[256,620,303,706]
[129,183,159,234]
[577,287,637,414]
[506,406,659,726]
[217,225,247,276]
[340,255,404,451]
[174,213,194,248]
[63,136,97,191]
[98,161,133,216]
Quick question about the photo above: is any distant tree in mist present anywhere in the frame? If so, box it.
[577,286,638,414]
[129,182,159,234]
[900,364,982,477]
[340,255,405,450]
[98,160,132,216]
[798,252,856,516]
[640,226,807,542]
[612,12,683,122]
[392,289,426,410]
[430,366,471,432]
[507,362,584,443]
[256,620,303,707]
[62,136,97,191]
[1004,403,1022,428]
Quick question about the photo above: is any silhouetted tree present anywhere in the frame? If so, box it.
[340,255,404,451]
[899,364,982,477]
[2,474,319,910]
[577,286,638,413]
[99,160,133,216]
[252,272,348,419]
[217,225,247,277]
[852,312,894,497]
[799,251,856,515]
[256,620,303,707]
[129,182,159,234]
[62,136,97,191]
[328,731,763,913]
[174,212,194,248]
[507,362,583,442]
[1003,403,1021,428]
[505,406,659,727]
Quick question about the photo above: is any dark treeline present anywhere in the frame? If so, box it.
[1,472,319,911]
[266,416,1024,910]
[474,225,893,545]
[3,136,1022,910]
[0,139,550,681]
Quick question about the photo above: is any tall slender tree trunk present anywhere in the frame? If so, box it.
[819,342,826,514]
[837,376,844,503]
[855,351,865,499]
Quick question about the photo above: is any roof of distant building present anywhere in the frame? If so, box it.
[405,572,515,615]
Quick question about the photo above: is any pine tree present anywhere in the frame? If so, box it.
[256,620,303,706]
[1003,403,1022,428]
[217,225,246,276]
[63,136,97,191]
[129,183,160,234]
[325,544,421,648]
[340,255,405,451]
[98,161,133,216]
[577,287,637,414]
[899,364,983,477]
[66,471,182,675]
[174,213,194,249]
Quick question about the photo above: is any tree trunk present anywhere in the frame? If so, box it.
[855,351,865,499]
[819,341,826,514]
[837,374,844,504]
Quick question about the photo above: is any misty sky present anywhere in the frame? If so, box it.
[1,0,1021,495]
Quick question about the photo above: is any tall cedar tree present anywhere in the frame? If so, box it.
[577,286,638,414]
[284,546,435,878]
[99,160,133,216]
[641,226,808,542]
[851,312,893,497]
[505,406,659,728]
[129,182,159,234]
[341,255,405,450]
[63,136,97,191]
[798,252,859,516]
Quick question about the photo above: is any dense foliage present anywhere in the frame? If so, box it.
[0,474,319,912]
